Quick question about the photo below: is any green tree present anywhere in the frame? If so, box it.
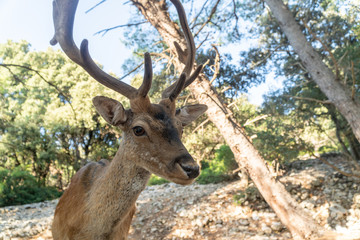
[0,40,123,188]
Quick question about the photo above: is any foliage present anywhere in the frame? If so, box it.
[1,0,359,205]
[234,0,360,163]
[233,185,264,206]
[0,167,62,207]
[0,40,123,188]
[196,145,238,184]
[148,174,169,186]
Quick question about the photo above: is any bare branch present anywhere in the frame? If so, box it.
[0,64,28,87]
[150,52,171,62]
[244,115,269,126]
[190,0,209,28]
[119,62,143,81]
[250,46,281,70]
[118,50,172,81]
[0,63,78,121]
[282,95,332,105]
[351,61,356,100]
[196,32,210,49]
[202,59,211,69]
[95,21,147,36]
[220,86,231,93]
[312,153,360,178]
[230,0,241,40]
[209,44,221,84]
[192,118,210,133]
[86,0,106,13]
[193,0,221,38]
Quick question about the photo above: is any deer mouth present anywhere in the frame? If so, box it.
[173,154,200,179]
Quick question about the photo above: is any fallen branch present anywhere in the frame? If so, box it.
[311,153,360,178]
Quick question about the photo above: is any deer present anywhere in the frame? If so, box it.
[49,0,207,239]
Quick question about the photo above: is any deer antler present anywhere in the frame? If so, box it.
[50,0,152,100]
[161,0,203,100]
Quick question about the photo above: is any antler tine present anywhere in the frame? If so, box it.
[50,0,82,65]
[138,52,153,98]
[171,0,195,77]
[162,0,201,101]
[169,73,186,102]
[50,0,149,100]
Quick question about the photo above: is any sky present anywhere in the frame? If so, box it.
[0,0,283,106]
[0,0,133,76]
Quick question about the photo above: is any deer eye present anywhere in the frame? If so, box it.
[133,126,146,136]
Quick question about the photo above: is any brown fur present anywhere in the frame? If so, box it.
[52,100,207,239]
[51,1,206,237]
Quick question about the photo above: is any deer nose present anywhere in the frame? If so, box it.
[175,154,200,179]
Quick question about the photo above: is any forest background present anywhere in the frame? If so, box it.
[0,0,359,215]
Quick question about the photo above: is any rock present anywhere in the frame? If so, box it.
[238,218,250,226]
[329,203,347,220]
[312,177,324,188]
[353,194,360,208]
[2,156,360,240]
[262,225,272,235]
[252,213,260,221]
[270,221,283,231]
[300,191,309,200]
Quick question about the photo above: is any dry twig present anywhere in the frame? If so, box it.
[311,153,360,178]
[282,95,332,105]
[193,0,221,38]
[209,44,221,84]
[351,61,356,100]
[95,21,147,36]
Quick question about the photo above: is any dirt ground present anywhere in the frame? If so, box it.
[3,155,360,240]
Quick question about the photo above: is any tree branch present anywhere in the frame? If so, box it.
[282,95,332,105]
[119,62,143,81]
[95,21,147,36]
[86,0,106,13]
[351,61,356,100]
[190,0,209,28]
[209,44,221,84]
[302,18,340,80]
[192,118,210,133]
[244,115,269,126]
[312,153,360,178]
[196,32,211,49]
[0,63,78,121]
[193,0,221,38]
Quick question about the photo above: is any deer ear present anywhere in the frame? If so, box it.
[92,96,127,126]
[176,104,208,126]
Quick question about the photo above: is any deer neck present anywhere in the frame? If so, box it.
[85,140,151,235]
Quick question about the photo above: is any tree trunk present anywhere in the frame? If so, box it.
[264,0,360,143]
[131,0,323,239]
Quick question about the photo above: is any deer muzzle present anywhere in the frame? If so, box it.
[174,154,200,179]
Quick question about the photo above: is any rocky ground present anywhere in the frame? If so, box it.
[1,155,360,240]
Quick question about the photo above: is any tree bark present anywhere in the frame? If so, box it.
[264,0,360,143]
[131,0,323,239]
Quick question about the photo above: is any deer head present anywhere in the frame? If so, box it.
[50,0,207,185]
